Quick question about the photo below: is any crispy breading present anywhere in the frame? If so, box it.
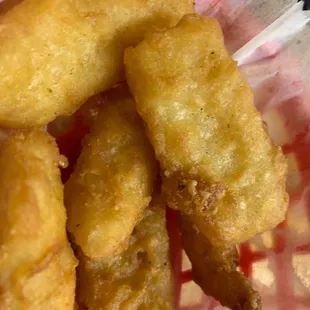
[124,14,288,246]
[0,130,77,310]
[65,85,157,259]
[179,215,261,310]
[76,200,174,310]
[0,0,193,128]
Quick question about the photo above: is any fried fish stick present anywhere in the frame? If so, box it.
[0,0,192,128]
[179,215,261,310]
[65,85,157,259]
[0,130,77,310]
[125,14,288,246]
[76,199,174,310]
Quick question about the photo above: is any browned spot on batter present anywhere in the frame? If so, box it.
[161,171,226,214]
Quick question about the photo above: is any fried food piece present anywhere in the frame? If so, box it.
[0,130,77,310]
[65,85,157,259]
[179,215,261,310]
[76,199,174,310]
[124,14,288,246]
[0,0,193,128]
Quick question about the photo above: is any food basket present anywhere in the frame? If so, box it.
[2,0,310,309]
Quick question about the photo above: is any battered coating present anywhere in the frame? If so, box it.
[65,86,157,259]
[180,215,261,310]
[125,14,288,246]
[0,130,77,310]
[76,201,174,310]
[0,0,193,128]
